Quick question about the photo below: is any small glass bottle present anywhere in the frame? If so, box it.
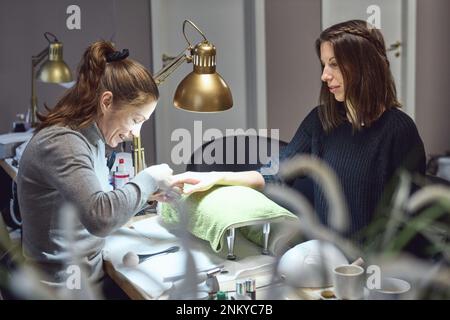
[216,291,228,300]
[233,280,251,300]
[245,278,256,300]
[113,158,130,189]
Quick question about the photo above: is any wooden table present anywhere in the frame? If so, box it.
[103,258,154,300]
[104,255,326,300]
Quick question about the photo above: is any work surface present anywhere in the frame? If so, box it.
[103,215,326,300]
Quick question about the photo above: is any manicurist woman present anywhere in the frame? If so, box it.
[17,41,177,297]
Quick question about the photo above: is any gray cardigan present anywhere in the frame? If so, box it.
[17,122,157,287]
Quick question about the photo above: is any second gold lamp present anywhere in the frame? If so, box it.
[30,32,73,127]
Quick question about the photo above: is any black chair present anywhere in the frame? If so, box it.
[0,215,23,300]
[0,167,21,230]
[186,134,287,173]
[423,174,450,187]
[185,134,315,212]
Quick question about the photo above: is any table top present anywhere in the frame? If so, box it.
[103,214,329,300]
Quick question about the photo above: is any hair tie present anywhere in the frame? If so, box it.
[106,48,129,62]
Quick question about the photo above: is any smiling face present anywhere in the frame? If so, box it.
[96,91,157,148]
[320,41,345,102]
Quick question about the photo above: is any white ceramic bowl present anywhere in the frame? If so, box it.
[368,277,411,300]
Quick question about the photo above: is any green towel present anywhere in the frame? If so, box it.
[160,185,299,252]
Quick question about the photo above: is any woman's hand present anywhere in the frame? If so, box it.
[144,163,174,191]
[171,171,226,195]
[144,163,186,203]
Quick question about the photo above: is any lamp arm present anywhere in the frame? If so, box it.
[153,46,192,86]
[32,47,49,67]
[154,20,208,86]
[30,46,50,126]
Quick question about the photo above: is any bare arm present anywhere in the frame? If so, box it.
[172,170,265,194]
[218,171,265,190]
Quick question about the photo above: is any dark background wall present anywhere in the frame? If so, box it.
[415,0,450,156]
[0,0,157,164]
[1,0,449,163]
[265,0,322,143]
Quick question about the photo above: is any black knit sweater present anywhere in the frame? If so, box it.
[263,106,426,238]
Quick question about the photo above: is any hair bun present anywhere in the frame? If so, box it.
[106,49,129,62]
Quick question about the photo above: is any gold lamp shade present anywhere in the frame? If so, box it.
[174,72,233,112]
[36,42,73,83]
[173,41,232,112]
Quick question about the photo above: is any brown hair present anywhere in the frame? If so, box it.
[36,41,159,131]
[315,20,401,133]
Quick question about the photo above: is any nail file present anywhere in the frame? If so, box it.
[162,264,225,282]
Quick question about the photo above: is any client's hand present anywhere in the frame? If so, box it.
[148,186,183,203]
[171,171,225,195]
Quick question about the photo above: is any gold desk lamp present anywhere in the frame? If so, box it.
[30,32,73,127]
[132,20,233,175]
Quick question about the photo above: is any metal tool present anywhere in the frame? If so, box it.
[137,245,180,263]
[226,228,236,260]
[262,223,271,255]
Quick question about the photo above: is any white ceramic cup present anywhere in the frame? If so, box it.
[368,277,411,300]
[333,264,365,300]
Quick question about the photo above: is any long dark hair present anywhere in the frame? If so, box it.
[315,20,401,133]
[36,41,159,131]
